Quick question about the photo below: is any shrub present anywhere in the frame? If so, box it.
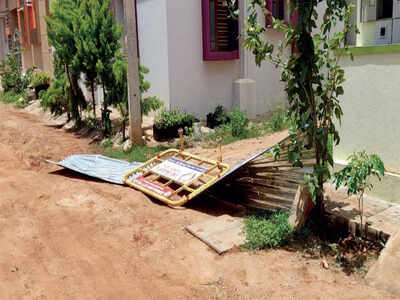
[39,73,69,117]
[153,109,198,141]
[154,109,198,131]
[229,108,249,137]
[0,51,35,94]
[31,71,51,88]
[243,210,294,250]
[0,90,28,108]
[0,91,23,103]
[139,65,164,116]
[267,107,290,132]
[206,105,230,129]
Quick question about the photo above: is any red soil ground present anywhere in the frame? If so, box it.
[0,102,397,299]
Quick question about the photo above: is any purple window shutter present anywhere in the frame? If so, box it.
[201,0,239,61]
[290,6,299,25]
[265,0,273,27]
[110,0,116,11]
[277,0,284,20]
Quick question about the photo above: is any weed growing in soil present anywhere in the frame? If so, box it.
[243,210,294,250]
[0,91,28,108]
[205,108,289,146]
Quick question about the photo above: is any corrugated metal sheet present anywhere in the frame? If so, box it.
[46,155,141,185]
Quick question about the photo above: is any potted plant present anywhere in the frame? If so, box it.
[31,71,51,98]
[206,105,230,129]
[153,109,198,141]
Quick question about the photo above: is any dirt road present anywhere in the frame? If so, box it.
[0,103,396,299]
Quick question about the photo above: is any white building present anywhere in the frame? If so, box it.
[110,0,296,119]
[113,0,400,201]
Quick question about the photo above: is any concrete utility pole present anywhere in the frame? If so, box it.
[123,0,144,145]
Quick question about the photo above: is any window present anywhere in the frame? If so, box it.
[201,0,239,61]
[265,0,299,28]
[266,0,284,27]
[377,0,393,19]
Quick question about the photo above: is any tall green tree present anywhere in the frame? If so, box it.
[74,0,122,126]
[243,0,357,217]
[46,0,87,126]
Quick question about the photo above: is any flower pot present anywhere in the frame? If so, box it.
[34,84,50,99]
[153,124,180,141]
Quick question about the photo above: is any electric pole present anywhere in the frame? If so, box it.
[123,0,144,145]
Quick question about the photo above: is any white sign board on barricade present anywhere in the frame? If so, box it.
[151,157,207,185]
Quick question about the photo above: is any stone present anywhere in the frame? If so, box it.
[288,186,314,230]
[366,229,400,296]
[101,138,112,147]
[123,139,132,152]
[17,97,25,103]
[193,122,202,137]
[63,121,74,130]
[112,132,123,145]
[201,126,215,135]
[27,89,36,101]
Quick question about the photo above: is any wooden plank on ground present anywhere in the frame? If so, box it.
[186,215,245,254]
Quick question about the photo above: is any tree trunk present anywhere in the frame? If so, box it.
[91,82,96,119]
[298,1,325,219]
[119,103,126,141]
[124,0,144,145]
[65,64,82,127]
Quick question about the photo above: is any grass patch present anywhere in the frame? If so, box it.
[243,210,294,250]
[101,144,168,162]
[0,90,28,107]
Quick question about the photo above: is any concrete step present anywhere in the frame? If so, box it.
[366,230,400,296]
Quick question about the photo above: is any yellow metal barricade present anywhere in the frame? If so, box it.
[122,149,229,207]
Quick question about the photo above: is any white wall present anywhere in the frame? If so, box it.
[135,0,343,120]
[246,30,288,115]
[137,0,171,108]
[165,0,241,119]
[335,53,400,172]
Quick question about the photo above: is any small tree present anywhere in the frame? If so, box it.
[243,0,357,217]
[333,151,385,235]
[75,0,122,132]
[0,50,34,94]
[107,53,163,141]
[46,0,87,126]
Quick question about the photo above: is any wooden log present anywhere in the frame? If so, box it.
[234,176,302,188]
[233,180,299,194]
[234,184,296,199]
[239,189,294,204]
[247,167,306,178]
[249,159,316,168]
[249,175,304,185]
[241,198,292,211]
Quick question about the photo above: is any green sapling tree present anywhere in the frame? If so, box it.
[333,151,385,235]
[243,0,357,217]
